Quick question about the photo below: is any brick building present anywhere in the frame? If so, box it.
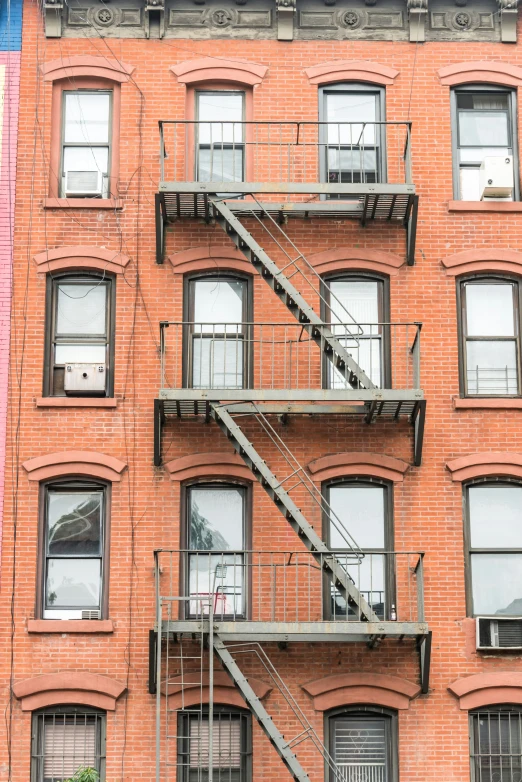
[3,0,522,780]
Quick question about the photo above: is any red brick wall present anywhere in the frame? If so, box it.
[3,2,522,780]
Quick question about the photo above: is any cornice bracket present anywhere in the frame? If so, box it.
[408,0,428,42]
[277,0,296,41]
[499,0,519,43]
[145,0,165,38]
[44,0,63,37]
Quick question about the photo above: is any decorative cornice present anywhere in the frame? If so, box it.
[171,57,268,86]
[13,672,126,711]
[438,60,522,87]
[441,248,522,277]
[449,672,522,710]
[307,247,404,276]
[167,245,253,275]
[34,246,131,275]
[304,60,399,86]
[164,452,252,482]
[308,452,410,483]
[23,451,128,483]
[303,673,420,711]
[446,452,522,482]
[41,55,135,83]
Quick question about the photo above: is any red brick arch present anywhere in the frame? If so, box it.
[446,452,522,482]
[162,672,271,710]
[34,246,131,276]
[307,248,404,277]
[167,245,253,276]
[438,61,522,88]
[308,453,410,483]
[304,60,399,86]
[449,673,522,710]
[13,672,126,711]
[165,452,252,482]
[22,451,128,483]
[441,248,522,278]
[41,55,135,83]
[302,673,420,711]
[170,58,268,86]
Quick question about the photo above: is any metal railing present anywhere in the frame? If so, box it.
[155,550,425,624]
[159,121,413,188]
[159,321,422,392]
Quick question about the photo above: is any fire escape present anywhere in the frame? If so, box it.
[152,118,430,781]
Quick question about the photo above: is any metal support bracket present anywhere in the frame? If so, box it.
[412,399,426,467]
[145,0,165,38]
[44,0,64,37]
[418,631,432,694]
[406,195,419,266]
[155,194,166,264]
[276,0,296,40]
[408,0,428,42]
[148,629,158,694]
[154,399,165,467]
[499,0,519,43]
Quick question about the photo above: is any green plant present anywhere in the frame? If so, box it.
[64,768,100,782]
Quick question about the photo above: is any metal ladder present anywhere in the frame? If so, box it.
[210,198,376,391]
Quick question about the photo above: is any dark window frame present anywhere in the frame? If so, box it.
[43,272,116,398]
[320,271,391,389]
[322,478,395,620]
[177,705,252,782]
[180,479,253,620]
[325,705,398,782]
[31,705,106,782]
[59,88,113,199]
[194,89,246,183]
[36,479,111,620]
[469,705,522,782]
[318,82,387,191]
[450,84,520,201]
[182,271,253,390]
[457,274,522,398]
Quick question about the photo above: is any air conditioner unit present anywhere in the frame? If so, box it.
[64,169,104,197]
[64,363,106,395]
[480,156,514,199]
[477,616,522,650]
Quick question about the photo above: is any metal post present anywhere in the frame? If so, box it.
[208,592,214,782]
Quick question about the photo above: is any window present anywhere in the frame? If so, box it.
[195,91,245,183]
[459,277,521,396]
[40,481,108,620]
[470,707,522,782]
[465,481,522,616]
[45,274,114,397]
[324,481,393,620]
[178,707,252,782]
[323,274,388,388]
[60,90,112,198]
[184,483,249,619]
[319,84,386,192]
[31,707,106,782]
[185,274,251,390]
[452,86,518,201]
[327,707,397,782]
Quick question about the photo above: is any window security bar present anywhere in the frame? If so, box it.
[159,120,413,188]
[159,321,422,393]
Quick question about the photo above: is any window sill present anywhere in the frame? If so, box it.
[448,201,522,213]
[43,197,122,210]
[27,619,114,634]
[454,397,522,409]
[36,397,118,408]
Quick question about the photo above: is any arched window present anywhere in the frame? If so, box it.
[31,706,106,781]
[44,272,115,397]
[178,706,252,782]
[326,706,398,782]
[323,478,393,620]
[469,706,522,781]
[458,275,522,397]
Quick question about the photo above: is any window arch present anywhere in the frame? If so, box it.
[325,705,398,782]
[457,273,522,397]
[323,478,393,620]
[44,270,116,398]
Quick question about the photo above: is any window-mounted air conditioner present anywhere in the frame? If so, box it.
[477,616,522,650]
[479,156,514,199]
[64,363,106,395]
[63,169,104,197]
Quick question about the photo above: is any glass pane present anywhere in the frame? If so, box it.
[459,111,509,147]
[189,487,244,550]
[466,340,518,395]
[328,485,385,549]
[471,554,522,615]
[469,485,522,548]
[189,553,244,617]
[329,337,381,389]
[56,283,107,336]
[47,491,102,555]
[333,716,387,769]
[46,558,101,609]
[64,92,110,143]
[197,147,244,183]
[55,344,106,364]
[331,554,385,620]
[457,93,509,111]
[63,146,109,176]
[192,337,243,389]
[325,92,378,145]
[197,93,244,144]
[329,280,380,328]
[193,280,245,325]
[460,167,481,202]
[465,283,515,336]
[460,147,510,164]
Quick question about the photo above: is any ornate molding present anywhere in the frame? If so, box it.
[449,672,522,710]
[171,57,268,86]
[304,60,399,86]
[277,0,296,40]
[408,0,428,41]
[307,452,410,483]
[23,451,128,483]
[446,452,522,482]
[441,248,522,277]
[33,246,131,275]
[499,0,519,42]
